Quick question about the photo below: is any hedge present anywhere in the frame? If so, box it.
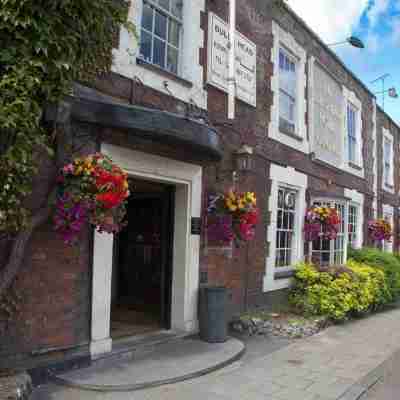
[348,247,400,302]
[290,260,391,321]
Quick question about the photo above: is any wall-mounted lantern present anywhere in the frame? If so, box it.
[234,144,254,172]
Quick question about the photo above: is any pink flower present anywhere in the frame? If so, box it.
[63,164,74,174]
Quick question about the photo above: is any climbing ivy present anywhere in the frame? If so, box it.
[0,0,133,235]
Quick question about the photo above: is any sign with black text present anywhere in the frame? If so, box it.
[207,12,257,107]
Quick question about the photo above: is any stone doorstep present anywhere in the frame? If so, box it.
[28,330,188,387]
[50,337,245,392]
[0,372,32,400]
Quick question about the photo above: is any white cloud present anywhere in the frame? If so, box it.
[367,0,390,27]
[391,19,400,46]
[286,0,369,43]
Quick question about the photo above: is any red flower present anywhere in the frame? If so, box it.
[239,222,256,241]
[96,192,124,209]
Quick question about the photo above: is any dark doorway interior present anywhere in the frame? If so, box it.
[111,179,175,339]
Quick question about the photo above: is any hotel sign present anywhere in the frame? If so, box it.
[312,63,344,167]
[207,12,257,107]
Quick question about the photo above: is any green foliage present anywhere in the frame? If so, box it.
[0,0,132,234]
[348,247,400,302]
[290,261,390,321]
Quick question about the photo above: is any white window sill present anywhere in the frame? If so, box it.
[263,277,293,292]
[343,162,364,179]
[136,58,193,88]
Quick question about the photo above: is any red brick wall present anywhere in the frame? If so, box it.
[1,0,396,366]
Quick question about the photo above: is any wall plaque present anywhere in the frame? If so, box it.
[207,12,257,107]
[312,63,344,167]
[191,217,202,235]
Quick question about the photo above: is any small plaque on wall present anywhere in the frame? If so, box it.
[191,217,202,235]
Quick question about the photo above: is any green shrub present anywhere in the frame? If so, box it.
[348,247,400,301]
[290,261,390,321]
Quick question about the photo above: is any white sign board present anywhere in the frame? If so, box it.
[207,12,257,107]
[312,63,344,167]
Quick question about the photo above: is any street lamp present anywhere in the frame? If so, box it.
[327,36,365,49]
[371,74,398,110]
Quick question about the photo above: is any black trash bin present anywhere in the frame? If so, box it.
[199,286,228,343]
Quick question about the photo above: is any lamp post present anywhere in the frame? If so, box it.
[327,36,365,49]
[371,74,398,110]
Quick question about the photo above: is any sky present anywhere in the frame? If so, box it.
[286,0,400,124]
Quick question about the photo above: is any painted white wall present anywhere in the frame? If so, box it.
[264,164,308,292]
[269,21,309,154]
[113,0,207,109]
[90,144,202,358]
[344,188,364,249]
[90,231,113,357]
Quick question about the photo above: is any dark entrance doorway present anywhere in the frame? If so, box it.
[111,179,175,339]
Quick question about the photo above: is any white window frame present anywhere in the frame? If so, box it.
[278,47,298,134]
[139,0,183,75]
[112,0,207,109]
[382,204,394,253]
[275,186,299,271]
[264,164,307,292]
[309,198,348,266]
[343,86,363,177]
[382,128,394,193]
[344,188,364,249]
[269,22,308,154]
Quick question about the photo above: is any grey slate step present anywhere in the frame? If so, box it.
[52,337,245,392]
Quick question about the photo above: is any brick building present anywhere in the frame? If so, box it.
[1,0,400,370]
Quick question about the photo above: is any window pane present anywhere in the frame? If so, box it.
[279,231,286,248]
[279,49,296,99]
[278,189,284,208]
[347,104,357,163]
[283,212,289,229]
[142,3,154,32]
[348,137,356,163]
[171,0,183,18]
[140,30,152,62]
[279,90,295,124]
[275,187,297,268]
[167,45,178,74]
[168,19,180,47]
[154,10,167,39]
[385,164,390,184]
[277,210,283,229]
[153,37,166,68]
[288,213,294,230]
[279,50,285,69]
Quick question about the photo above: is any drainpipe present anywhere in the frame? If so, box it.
[228,0,236,120]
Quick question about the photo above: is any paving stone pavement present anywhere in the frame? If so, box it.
[32,308,400,400]
[359,345,400,400]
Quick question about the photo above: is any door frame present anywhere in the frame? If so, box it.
[90,144,202,358]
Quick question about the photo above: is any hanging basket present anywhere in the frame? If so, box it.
[207,190,259,248]
[54,153,130,244]
[368,219,392,242]
[304,206,340,242]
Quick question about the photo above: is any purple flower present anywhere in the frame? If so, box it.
[54,193,90,244]
[207,215,234,244]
